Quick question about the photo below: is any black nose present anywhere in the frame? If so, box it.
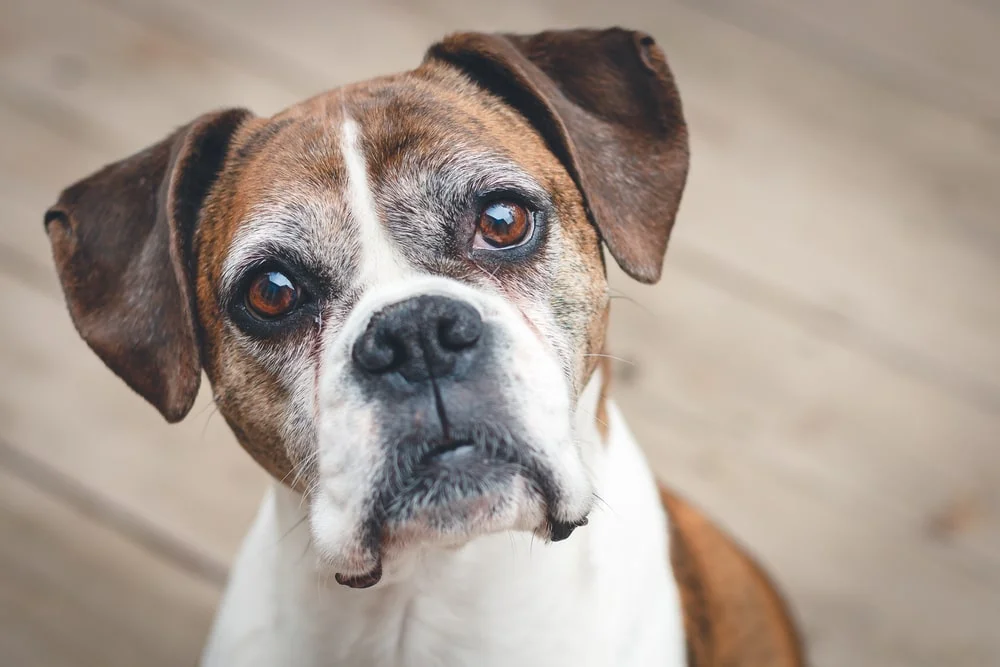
[353,295,483,383]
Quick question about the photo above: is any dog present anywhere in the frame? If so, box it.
[44,28,804,667]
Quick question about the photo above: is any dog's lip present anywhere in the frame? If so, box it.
[418,438,477,466]
[335,564,383,589]
[331,433,584,589]
[547,514,590,542]
[333,510,592,589]
[400,434,522,476]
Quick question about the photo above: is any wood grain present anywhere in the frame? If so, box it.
[1,0,998,665]
[0,465,219,667]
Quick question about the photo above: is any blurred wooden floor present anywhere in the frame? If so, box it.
[1,0,998,665]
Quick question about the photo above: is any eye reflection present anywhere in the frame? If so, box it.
[245,270,300,319]
[474,201,533,249]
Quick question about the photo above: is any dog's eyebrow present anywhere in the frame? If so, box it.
[438,152,552,206]
[220,208,338,297]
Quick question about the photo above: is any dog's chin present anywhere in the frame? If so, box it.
[324,438,590,589]
[382,463,540,553]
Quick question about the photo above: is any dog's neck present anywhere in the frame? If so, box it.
[201,371,687,667]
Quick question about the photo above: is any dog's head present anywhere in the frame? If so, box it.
[44,29,688,587]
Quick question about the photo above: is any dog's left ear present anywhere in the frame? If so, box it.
[427,28,689,283]
[44,108,253,422]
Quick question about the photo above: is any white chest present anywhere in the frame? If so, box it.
[201,403,686,667]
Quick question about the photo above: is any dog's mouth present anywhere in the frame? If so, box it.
[419,438,478,466]
[381,433,527,522]
[333,431,587,589]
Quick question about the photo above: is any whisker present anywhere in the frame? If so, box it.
[297,539,312,566]
[592,492,618,518]
[576,405,610,431]
[277,514,309,544]
[199,405,220,442]
[295,476,321,514]
[192,398,217,419]
[281,447,322,492]
[607,290,655,317]
[471,260,503,290]
[506,530,518,560]
[582,353,635,366]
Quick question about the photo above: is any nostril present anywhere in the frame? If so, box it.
[438,304,482,351]
[353,331,405,374]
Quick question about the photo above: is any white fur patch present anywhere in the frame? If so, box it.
[341,117,409,285]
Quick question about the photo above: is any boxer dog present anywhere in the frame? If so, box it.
[44,28,804,667]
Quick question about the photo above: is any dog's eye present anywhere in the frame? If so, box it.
[473,201,533,249]
[245,270,301,319]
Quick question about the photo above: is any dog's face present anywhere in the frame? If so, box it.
[202,70,612,584]
[44,29,688,586]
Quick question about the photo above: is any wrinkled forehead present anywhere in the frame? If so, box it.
[211,70,564,295]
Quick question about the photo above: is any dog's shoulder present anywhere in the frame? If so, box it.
[659,487,806,667]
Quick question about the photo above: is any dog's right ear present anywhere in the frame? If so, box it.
[44,108,253,423]
[427,28,689,284]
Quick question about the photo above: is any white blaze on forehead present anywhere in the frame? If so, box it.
[341,117,408,285]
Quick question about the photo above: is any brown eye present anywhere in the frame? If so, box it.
[245,270,300,319]
[474,200,533,249]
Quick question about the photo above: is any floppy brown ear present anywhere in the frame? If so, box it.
[44,108,253,422]
[427,28,689,283]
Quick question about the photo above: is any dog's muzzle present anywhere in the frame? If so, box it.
[351,291,539,476]
[330,293,586,588]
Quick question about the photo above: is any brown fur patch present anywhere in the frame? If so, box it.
[660,488,805,666]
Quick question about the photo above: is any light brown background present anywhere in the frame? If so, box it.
[1,1,998,665]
